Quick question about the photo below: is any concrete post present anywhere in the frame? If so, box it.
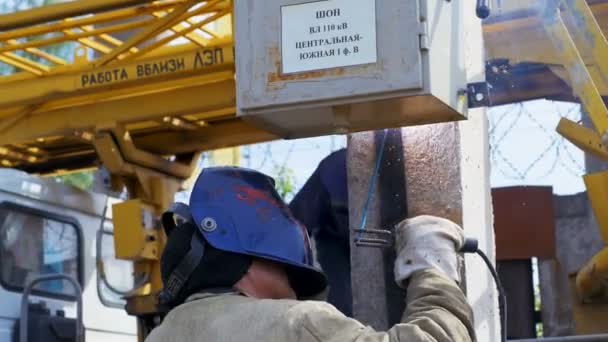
[347,129,408,330]
[348,2,499,339]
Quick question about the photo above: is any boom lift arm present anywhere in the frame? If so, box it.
[2,0,608,340]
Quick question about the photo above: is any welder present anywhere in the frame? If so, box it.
[146,167,476,342]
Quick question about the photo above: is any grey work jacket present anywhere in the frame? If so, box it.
[146,269,476,342]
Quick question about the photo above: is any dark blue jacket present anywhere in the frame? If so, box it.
[289,148,352,316]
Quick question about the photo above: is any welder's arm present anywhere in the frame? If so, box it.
[395,268,476,341]
[291,215,476,342]
[291,268,474,342]
[390,215,475,340]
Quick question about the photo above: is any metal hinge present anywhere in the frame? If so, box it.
[419,20,429,51]
[466,82,491,108]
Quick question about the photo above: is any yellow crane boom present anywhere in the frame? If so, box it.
[0,0,273,176]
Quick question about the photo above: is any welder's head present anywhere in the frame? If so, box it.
[160,221,252,306]
[159,167,327,307]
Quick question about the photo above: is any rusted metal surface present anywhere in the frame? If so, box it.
[492,186,556,260]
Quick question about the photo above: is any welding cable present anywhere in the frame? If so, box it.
[476,0,491,19]
[461,238,507,342]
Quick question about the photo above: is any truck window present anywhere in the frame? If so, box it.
[98,225,134,308]
[0,203,81,299]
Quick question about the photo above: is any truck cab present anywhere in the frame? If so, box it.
[0,170,136,342]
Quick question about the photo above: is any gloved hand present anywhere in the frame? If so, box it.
[394,215,465,287]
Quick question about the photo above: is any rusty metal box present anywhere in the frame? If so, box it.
[235,0,468,138]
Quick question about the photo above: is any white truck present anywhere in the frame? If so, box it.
[0,169,137,342]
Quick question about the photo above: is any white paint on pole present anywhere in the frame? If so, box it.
[459,0,501,340]
[280,0,377,74]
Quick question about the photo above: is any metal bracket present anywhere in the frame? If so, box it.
[353,228,394,248]
[418,20,429,51]
[467,82,491,108]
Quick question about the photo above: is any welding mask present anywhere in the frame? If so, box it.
[159,167,327,306]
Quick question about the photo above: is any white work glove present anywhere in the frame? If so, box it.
[394,215,465,287]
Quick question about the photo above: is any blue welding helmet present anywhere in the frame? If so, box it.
[186,166,327,298]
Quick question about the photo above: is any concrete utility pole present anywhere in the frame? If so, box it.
[348,125,465,329]
[347,129,408,329]
[347,1,500,340]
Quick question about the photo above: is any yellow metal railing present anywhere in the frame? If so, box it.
[0,0,231,77]
[543,0,608,304]
[0,0,258,175]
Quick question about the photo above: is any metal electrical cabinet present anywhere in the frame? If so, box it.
[235,0,468,138]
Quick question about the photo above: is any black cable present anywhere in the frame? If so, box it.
[460,238,507,342]
[476,0,491,19]
[475,249,507,342]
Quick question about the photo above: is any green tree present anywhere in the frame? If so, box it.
[273,166,297,201]
[1,0,76,75]
[1,0,90,189]
[56,171,95,191]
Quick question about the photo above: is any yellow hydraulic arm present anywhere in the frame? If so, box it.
[0,0,274,175]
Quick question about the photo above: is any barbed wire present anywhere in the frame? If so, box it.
[489,100,585,192]
[187,100,582,198]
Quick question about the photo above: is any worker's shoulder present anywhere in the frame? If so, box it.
[146,296,355,342]
[197,294,346,323]
[172,292,324,319]
[288,299,343,315]
[236,297,343,319]
[287,300,363,329]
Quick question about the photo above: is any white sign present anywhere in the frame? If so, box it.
[281,0,377,74]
